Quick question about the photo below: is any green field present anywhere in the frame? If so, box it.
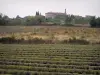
[0,44,100,75]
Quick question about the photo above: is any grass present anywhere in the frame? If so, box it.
[0,26,100,44]
[0,44,100,75]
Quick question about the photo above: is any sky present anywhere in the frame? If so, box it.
[0,0,100,18]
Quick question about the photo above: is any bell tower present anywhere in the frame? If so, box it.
[65,9,66,15]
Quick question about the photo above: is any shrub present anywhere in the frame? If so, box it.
[62,38,89,45]
[0,37,16,44]
[69,38,89,44]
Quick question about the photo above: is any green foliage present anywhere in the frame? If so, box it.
[90,16,97,27]
[65,15,72,24]
[90,16,100,27]
[0,12,45,26]
[0,12,100,27]
[0,13,9,25]
[96,17,100,27]
[65,15,90,25]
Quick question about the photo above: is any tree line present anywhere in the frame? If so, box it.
[0,12,100,27]
[0,12,45,26]
[90,16,100,27]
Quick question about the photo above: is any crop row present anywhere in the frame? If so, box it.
[0,65,100,74]
[0,44,100,75]
[0,61,100,70]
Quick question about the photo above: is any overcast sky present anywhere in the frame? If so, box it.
[0,0,100,18]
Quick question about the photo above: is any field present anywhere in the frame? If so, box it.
[0,26,100,44]
[0,44,100,75]
[0,26,100,75]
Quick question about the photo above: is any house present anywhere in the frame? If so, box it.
[45,9,67,19]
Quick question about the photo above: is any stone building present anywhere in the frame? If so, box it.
[45,9,67,19]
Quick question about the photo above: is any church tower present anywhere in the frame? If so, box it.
[65,9,67,15]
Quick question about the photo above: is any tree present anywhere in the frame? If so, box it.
[0,13,9,25]
[89,17,100,28]
[89,16,97,27]
[8,15,22,25]
[15,15,22,25]
[24,16,36,25]
[65,15,72,24]
[96,17,100,27]
[36,11,40,16]
[0,14,4,25]
[34,15,45,24]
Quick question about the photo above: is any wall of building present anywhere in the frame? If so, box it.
[45,13,56,19]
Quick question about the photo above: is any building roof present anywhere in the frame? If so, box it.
[45,12,66,15]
